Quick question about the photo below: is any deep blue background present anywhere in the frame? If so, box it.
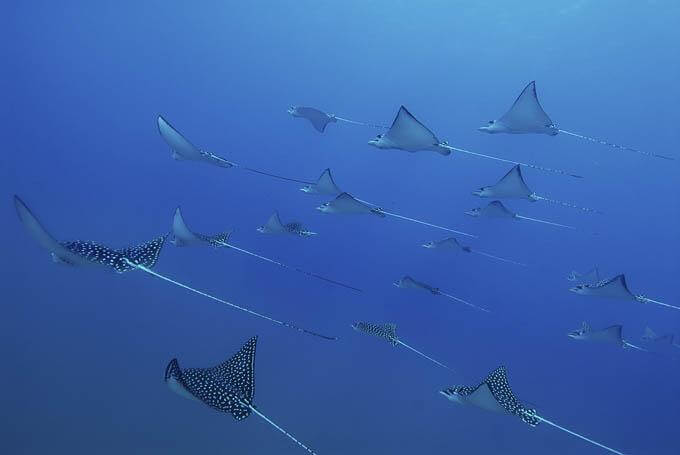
[3,1,679,453]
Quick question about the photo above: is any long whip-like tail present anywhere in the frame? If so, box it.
[529,413,627,455]
[558,129,674,161]
[531,194,603,215]
[395,339,455,372]
[472,249,527,267]
[623,341,648,352]
[441,144,584,179]
[516,214,577,229]
[439,292,491,313]
[333,116,389,129]
[216,241,362,293]
[246,405,318,454]
[636,295,680,311]
[122,259,337,340]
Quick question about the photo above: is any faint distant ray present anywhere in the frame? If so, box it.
[473,165,601,214]
[567,266,600,282]
[317,192,477,238]
[466,200,576,229]
[166,336,318,454]
[440,366,627,455]
[14,196,334,340]
[568,321,647,351]
[171,207,362,293]
[393,275,490,313]
[257,211,317,236]
[14,195,166,273]
[569,273,678,311]
[288,106,388,132]
[641,326,674,345]
[351,321,454,371]
[157,115,312,184]
[365,105,581,178]
[421,236,526,267]
[300,168,343,196]
[478,81,674,160]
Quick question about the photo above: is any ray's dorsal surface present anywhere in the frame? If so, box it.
[288,106,337,133]
[465,200,576,229]
[300,168,342,195]
[440,366,628,454]
[570,274,679,311]
[568,322,646,351]
[367,106,451,155]
[422,236,526,267]
[257,211,317,236]
[393,275,490,312]
[641,326,674,344]
[166,336,318,454]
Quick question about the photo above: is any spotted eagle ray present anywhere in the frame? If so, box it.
[166,336,318,454]
[14,195,334,340]
[567,266,601,282]
[393,275,490,313]
[351,321,454,371]
[641,326,674,345]
[257,211,317,237]
[288,106,387,132]
[465,200,576,229]
[300,168,343,196]
[317,192,477,238]
[473,165,601,214]
[171,207,361,292]
[365,106,582,178]
[440,366,627,454]
[569,274,678,311]
[479,81,673,160]
[421,236,526,266]
[14,195,166,273]
[157,115,312,184]
[568,322,647,352]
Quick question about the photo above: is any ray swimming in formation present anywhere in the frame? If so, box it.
[465,200,576,229]
[365,106,582,178]
[166,336,318,454]
[171,207,362,292]
[393,275,490,313]
[288,106,387,132]
[14,195,335,340]
[478,81,673,161]
[570,274,678,311]
[317,192,477,238]
[157,115,312,184]
[567,266,600,282]
[421,236,526,267]
[440,366,627,454]
[473,165,601,214]
[14,195,166,273]
[300,168,343,196]
[568,321,647,351]
[641,326,675,345]
[257,211,317,236]
[351,321,454,371]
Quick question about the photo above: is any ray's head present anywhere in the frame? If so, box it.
[465,207,482,217]
[287,106,299,116]
[300,184,314,193]
[368,133,388,149]
[478,120,505,134]
[421,241,436,249]
[472,186,493,198]
[569,284,587,295]
[316,202,332,213]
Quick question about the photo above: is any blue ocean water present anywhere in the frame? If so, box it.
[3,1,679,453]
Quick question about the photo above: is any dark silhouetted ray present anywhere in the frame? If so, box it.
[166,336,318,454]
[394,275,490,312]
[466,200,576,229]
[570,274,678,311]
[478,81,673,160]
[158,115,312,183]
[288,106,387,131]
[473,165,601,214]
[568,322,646,351]
[171,207,362,293]
[351,321,454,371]
[318,192,476,237]
[422,236,526,266]
[300,168,342,195]
[567,266,601,282]
[440,366,626,454]
[367,106,451,155]
[257,211,317,236]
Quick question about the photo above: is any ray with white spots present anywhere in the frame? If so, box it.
[421,236,526,267]
[351,321,454,371]
[473,165,601,214]
[166,336,318,454]
[568,322,647,351]
[171,207,362,292]
[157,115,312,184]
[257,211,317,236]
[465,200,576,229]
[570,274,678,311]
[317,192,477,238]
[288,106,387,132]
[440,366,627,454]
[478,81,674,160]
[393,275,490,313]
